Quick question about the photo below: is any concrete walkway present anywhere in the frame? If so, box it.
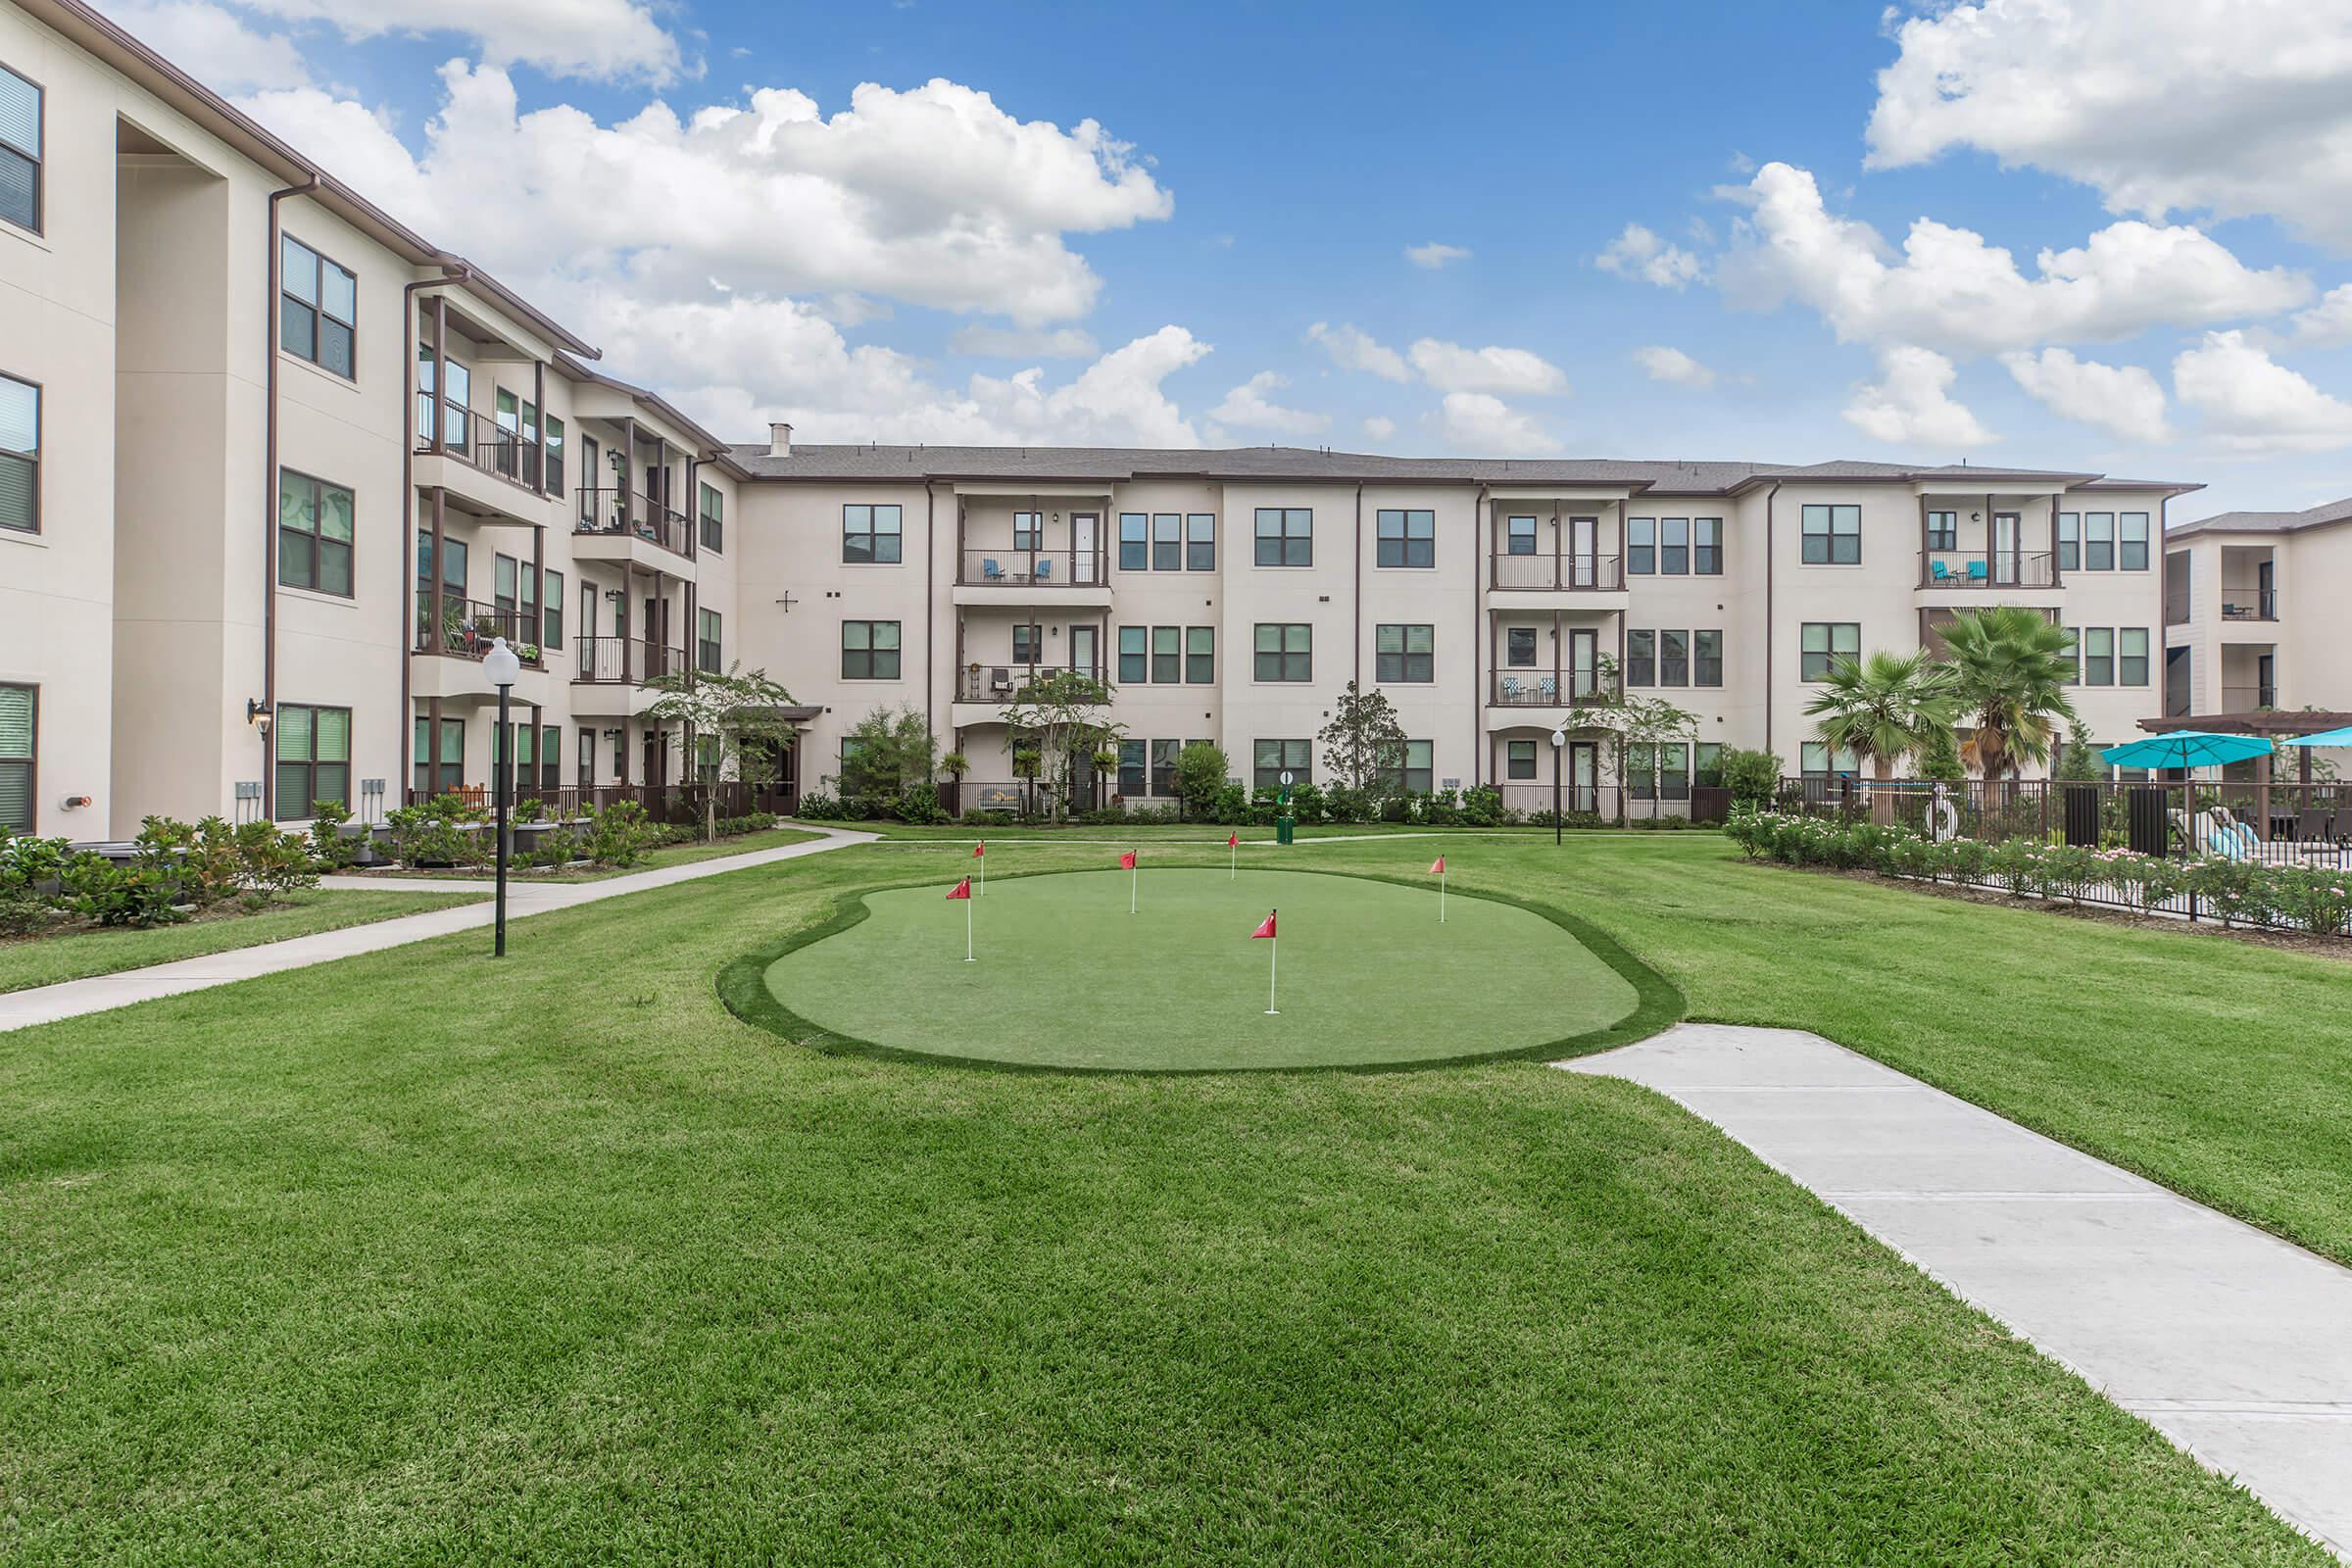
[0,827,877,1034]
[1565,1023,2352,1560]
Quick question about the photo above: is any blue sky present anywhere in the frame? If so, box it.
[104,0,2352,518]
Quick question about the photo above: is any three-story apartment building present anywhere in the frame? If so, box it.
[2163,499,2352,723]
[725,442,2193,812]
[0,0,2199,839]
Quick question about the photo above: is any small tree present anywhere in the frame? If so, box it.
[1319,682,1408,795]
[2055,724,2107,783]
[643,662,798,843]
[1916,727,1967,783]
[1717,748,1782,810]
[837,704,939,801]
[1173,741,1230,820]
[1001,668,1121,823]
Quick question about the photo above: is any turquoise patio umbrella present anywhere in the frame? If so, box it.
[2100,730,2277,771]
[2279,725,2352,750]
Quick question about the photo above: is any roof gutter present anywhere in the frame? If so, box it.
[260,172,321,819]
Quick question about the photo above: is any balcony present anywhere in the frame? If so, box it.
[2224,683,2279,711]
[571,633,687,717]
[572,486,697,575]
[414,428,561,524]
[1483,669,1619,727]
[951,547,1113,608]
[412,594,550,704]
[950,662,1108,727]
[1917,549,2056,593]
[2220,591,2279,622]
[1488,552,1629,612]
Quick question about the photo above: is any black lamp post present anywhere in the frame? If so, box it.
[484,635,521,956]
[1549,724,1566,847]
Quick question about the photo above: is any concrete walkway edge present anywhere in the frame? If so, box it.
[0,827,877,1034]
[1564,1022,2352,1561]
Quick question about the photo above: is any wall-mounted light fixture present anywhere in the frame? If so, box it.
[245,699,271,727]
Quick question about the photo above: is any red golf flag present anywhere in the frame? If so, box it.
[1228,832,1240,849]
[1429,855,1446,875]
[946,877,971,900]
[973,841,985,858]
[1119,849,1138,870]
[1250,909,1277,939]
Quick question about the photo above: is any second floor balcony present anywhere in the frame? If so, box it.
[574,486,696,566]
[573,634,687,685]
[1918,549,2057,590]
[1487,669,1619,709]
[1490,551,1625,592]
[2221,589,2279,622]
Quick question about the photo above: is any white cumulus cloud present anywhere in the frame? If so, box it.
[1842,345,1993,448]
[1999,348,2171,443]
[1866,0,2352,250]
[1720,162,2308,358]
[1424,392,1559,456]
[1407,339,1568,397]
[1404,241,1471,270]
[1596,222,1704,289]
[2174,330,2352,454]
[1632,345,1718,388]
[1362,416,1396,442]
[2289,284,2352,349]
[100,0,312,90]
[1305,321,1411,382]
[948,324,1101,359]
[1209,371,1330,436]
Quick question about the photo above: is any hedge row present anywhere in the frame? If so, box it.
[1725,808,2352,937]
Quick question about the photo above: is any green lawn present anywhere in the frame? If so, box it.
[750,865,1655,1069]
[0,834,2324,1563]
[0,889,481,994]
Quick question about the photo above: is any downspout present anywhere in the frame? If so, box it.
[1470,482,1488,788]
[1351,483,1363,687]
[924,482,936,740]
[1763,482,1781,759]
[398,265,467,806]
[262,172,321,818]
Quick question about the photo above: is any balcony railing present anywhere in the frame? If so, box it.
[1488,670,1617,707]
[576,486,695,560]
[1491,552,1624,591]
[574,633,686,685]
[956,664,1109,703]
[956,547,1108,587]
[2221,591,2279,621]
[415,594,544,664]
[1920,550,2056,588]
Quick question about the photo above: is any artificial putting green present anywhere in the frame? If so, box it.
[756,865,1647,1069]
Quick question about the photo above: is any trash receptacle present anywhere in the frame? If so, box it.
[1275,814,1295,846]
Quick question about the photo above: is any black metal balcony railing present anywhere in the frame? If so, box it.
[957,664,1108,702]
[1488,670,1617,707]
[417,427,562,494]
[2221,591,2279,621]
[956,547,1108,587]
[575,486,695,560]
[415,594,544,664]
[573,634,685,685]
[1920,549,2056,588]
[1490,552,1624,591]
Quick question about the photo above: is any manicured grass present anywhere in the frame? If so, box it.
[0,837,2321,1563]
[802,817,1525,840]
[0,889,481,994]
[356,825,825,882]
[752,866,1648,1069]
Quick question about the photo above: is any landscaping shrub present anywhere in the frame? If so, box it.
[1210,783,1249,824]
[307,803,363,870]
[62,853,183,929]
[1718,748,1782,810]
[583,801,662,869]
[1728,805,2346,935]
[793,793,843,821]
[387,796,488,869]
[892,786,951,825]
[529,826,581,870]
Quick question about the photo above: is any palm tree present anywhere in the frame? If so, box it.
[1804,649,1956,819]
[1936,606,2080,780]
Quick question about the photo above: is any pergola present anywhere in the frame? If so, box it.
[2135,711,2351,836]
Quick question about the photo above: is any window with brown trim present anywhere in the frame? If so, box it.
[0,682,32,833]
[0,64,41,235]
[415,715,465,798]
[277,470,354,596]
[281,235,356,379]
[0,371,35,534]
[274,704,351,820]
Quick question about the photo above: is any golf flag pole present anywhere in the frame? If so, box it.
[1251,908,1278,1013]
[1431,855,1446,923]
[1121,848,1138,913]
[974,838,985,896]
[1228,830,1239,879]
[947,876,973,960]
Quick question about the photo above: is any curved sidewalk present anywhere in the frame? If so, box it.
[1566,1023,2352,1561]
[0,827,876,1034]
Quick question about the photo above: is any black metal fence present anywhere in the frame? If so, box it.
[405,780,767,826]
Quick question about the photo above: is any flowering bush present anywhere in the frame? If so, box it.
[1725,806,2345,935]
